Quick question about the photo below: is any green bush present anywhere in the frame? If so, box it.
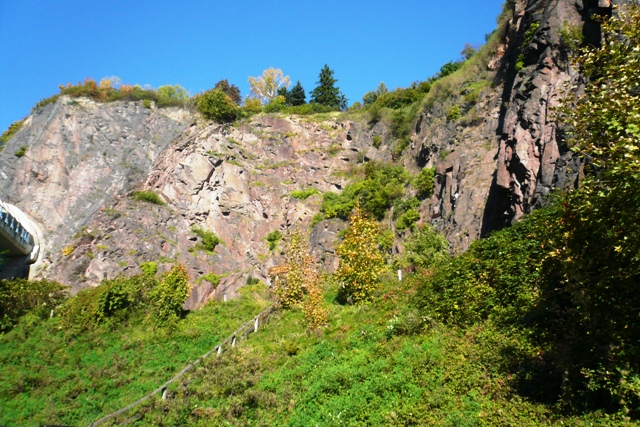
[131,190,165,205]
[394,225,449,270]
[140,261,158,276]
[149,265,190,327]
[394,208,420,233]
[414,167,435,198]
[0,279,67,332]
[198,273,221,287]
[446,105,461,121]
[264,95,286,113]
[283,103,335,115]
[196,89,237,122]
[14,145,27,158]
[192,226,222,253]
[321,162,410,220]
[61,273,157,329]
[289,188,320,200]
[266,230,282,251]
[372,134,382,149]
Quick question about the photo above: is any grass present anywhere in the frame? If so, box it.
[288,188,320,200]
[0,119,25,152]
[0,284,270,426]
[131,190,165,205]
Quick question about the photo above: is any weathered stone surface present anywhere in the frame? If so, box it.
[37,114,388,307]
[0,96,191,273]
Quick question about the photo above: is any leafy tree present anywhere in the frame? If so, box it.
[414,167,436,198]
[248,68,291,104]
[394,225,449,270]
[275,228,308,308]
[546,5,640,412]
[287,80,306,106]
[196,89,237,122]
[214,79,241,104]
[437,61,463,78]
[302,252,328,330]
[150,265,190,327]
[310,64,345,109]
[335,206,386,304]
[460,43,476,60]
[157,84,189,102]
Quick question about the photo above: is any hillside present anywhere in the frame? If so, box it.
[2,0,640,425]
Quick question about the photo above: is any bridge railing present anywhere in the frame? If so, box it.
[0,205,34,255]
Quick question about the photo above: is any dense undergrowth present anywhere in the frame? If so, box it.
[0,274,270,426]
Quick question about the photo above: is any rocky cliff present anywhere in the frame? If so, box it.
[0,0,613,305]
[407,0,612,250]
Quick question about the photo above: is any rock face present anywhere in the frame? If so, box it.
[0,97,192,274]
[40,113,388,307]
[408,0,606,251]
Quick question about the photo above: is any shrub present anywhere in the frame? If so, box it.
[394,209,420,233]
[196,89,237,122]
[335,206,386,304]
[14,145,27,158]
[140,261,158,276]
[0,119,25,151]
[274,228,307,308]
[264,95,286,113]
[157,84,189,107]
[559,21,584,53]
[198,273,221,287]
[289,188,320,200]
[266,230,282,251]
[446,105,461,121]
[283,103,335,115]
[131,190,165,205]
[0,279,67,332]
[372,134,382,149]
[321,161,410,220]
[414,167,436,198]
[238,97,263,119]
[61,273,157,329]
[394,225,448,270]
[192,226,222,253]
[150,265,191,327]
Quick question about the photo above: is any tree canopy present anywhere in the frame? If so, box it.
[310,64,346,109]
[248,68,291,104]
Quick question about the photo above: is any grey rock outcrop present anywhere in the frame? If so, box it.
[0,97,192,274]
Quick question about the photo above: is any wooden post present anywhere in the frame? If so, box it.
[217,345,222,356]
[161,387,168,400]
[50,309,54,318]
[254,316,259,333]
[231,335,236,347]
[397,269,402,282]
[223,294,227,302]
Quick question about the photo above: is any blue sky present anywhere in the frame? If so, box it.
[0,1,505,132]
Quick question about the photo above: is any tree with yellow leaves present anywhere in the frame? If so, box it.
[248,68,291,104]
[335,205,386,304]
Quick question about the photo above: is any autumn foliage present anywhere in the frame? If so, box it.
[335,205,386,304]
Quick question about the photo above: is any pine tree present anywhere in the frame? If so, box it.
[288,80,306,106]
[310,64,341,108]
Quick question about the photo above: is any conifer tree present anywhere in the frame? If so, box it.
[288,80,306,106]
[310,64,342,108]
